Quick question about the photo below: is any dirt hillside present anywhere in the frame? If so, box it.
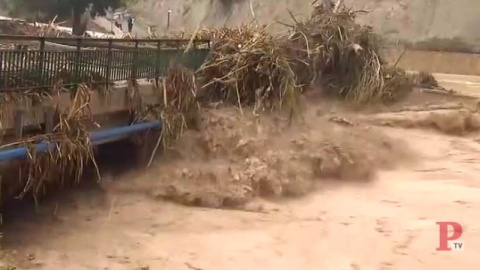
[128,0,480,43]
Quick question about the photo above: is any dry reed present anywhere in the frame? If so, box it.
[132,66,200,153]
[194,25,302,117]
[0,84,100,202]
[188,3,413,109]
[286,4,413,103]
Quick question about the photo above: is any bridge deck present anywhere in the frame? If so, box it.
[0,35,210,140]
[0,35,210,91]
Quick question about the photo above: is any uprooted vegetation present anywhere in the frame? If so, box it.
[1,4,416,209]
[285,6,413,103]
[193,4,414,114]
[0,85,101,204]
[192,25,303,117]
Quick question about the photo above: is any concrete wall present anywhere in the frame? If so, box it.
[386,49,480,76]
[0,80,160,136]
[129,0,480,45]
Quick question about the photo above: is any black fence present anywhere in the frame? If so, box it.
[0,35,211,91]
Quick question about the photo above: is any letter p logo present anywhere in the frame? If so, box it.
[437,222,463,251]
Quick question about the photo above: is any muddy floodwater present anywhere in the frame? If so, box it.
[2,83,480,270]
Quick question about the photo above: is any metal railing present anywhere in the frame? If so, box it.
[0,35,211,91]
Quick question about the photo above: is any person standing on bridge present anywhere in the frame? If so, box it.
[114,13,123,31]
[127,15,134,34]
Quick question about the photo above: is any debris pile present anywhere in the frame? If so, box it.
[287,4,413,102]
[195,2,414,114]
[196,25,301,116]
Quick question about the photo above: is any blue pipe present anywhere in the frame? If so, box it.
[0,121,162,162]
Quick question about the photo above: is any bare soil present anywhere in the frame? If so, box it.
[2,86,480,270]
